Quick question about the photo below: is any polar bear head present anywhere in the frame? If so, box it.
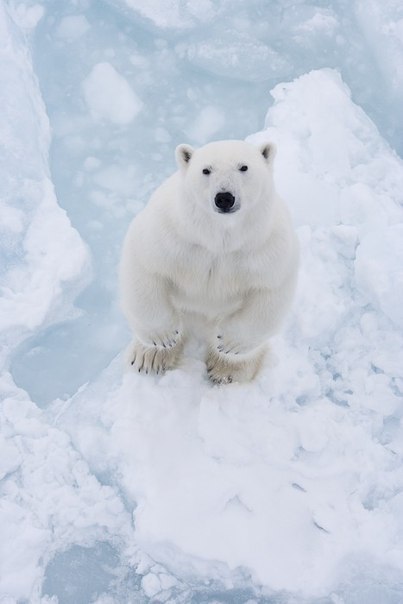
[175,139,276,217]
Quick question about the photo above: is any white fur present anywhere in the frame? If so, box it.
[120,139,299,383]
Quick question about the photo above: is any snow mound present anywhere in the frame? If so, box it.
[0,4,89,351]
[58,69,403,599]
[250,68,403,333]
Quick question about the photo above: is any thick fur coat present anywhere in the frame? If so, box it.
[120,140,298,383]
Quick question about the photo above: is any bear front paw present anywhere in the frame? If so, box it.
[127,338,184,375]
[206,347,266,384]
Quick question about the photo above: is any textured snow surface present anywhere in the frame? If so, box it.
[1,0,403,603]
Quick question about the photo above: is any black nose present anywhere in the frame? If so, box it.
[215,192,235,212]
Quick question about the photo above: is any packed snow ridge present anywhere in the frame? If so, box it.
[1,1,403,603]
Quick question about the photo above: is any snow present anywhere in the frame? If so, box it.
[185,106,225,144]
[0,3,89,343]
[55,15,90,40]
[83,62,143,125]
[110,0,218,29]
[355,225,403,329]
[1,0,403,602]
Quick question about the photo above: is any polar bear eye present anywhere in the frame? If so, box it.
[239,165,248,172]
[202,168,211,175]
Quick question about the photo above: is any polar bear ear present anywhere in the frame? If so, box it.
[176,144,194,170]
[259,142,277,167]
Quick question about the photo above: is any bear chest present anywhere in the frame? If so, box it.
[169,251,259,310]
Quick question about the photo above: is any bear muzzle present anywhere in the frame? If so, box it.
[214,191,237,214]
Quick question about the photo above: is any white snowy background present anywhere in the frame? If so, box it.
[1,0,403,602]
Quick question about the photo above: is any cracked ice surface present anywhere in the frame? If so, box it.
[1,0,403,602]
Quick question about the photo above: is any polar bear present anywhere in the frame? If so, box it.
[119,139,298,383]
